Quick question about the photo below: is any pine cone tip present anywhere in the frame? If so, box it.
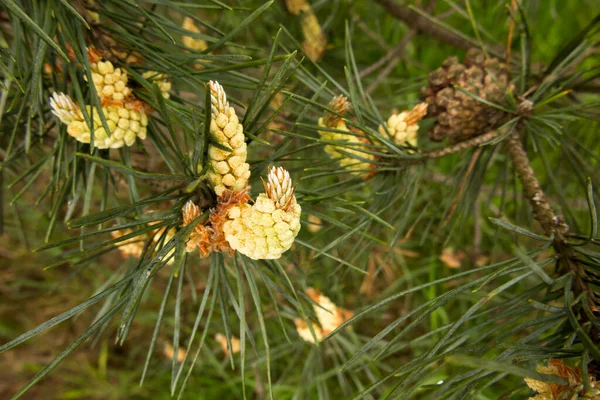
[209,80,228,119]
[264,166,296,211]
[323,95,351,127]
[182,200,201,226]
[49,92,81,124]
[405,102,428,126]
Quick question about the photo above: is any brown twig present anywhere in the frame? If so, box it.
[505,127,597,308]
[473,195,482,263]
[386,129,503,170]
[374,0,477,50]
[359,33,412,78]
[506,0,517,66]
[424,172,590,211]
[505,130,567,236]
[353,16,390,51]
[364,31,416,94]
[423,129,503,159]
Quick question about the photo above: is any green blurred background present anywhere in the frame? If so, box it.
[1,0,599,398]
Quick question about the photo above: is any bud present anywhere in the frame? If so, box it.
[182,200,211,256]
[182,200,200,226]
[182,190,252,258]
[163,342,186,363]
[111,228,145,259]
[49,92,83,124]
[322,95,351,127]
[285,0,310,15]
[209,80,228,119]
[66,104,147,149]
[300,10,326,62]
[110,223,175,265]
[263,166,296,211]
[284,0,326,62]
[306,288,353,336]
[306,214,322,233]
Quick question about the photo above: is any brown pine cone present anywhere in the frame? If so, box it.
[421,48,514,144]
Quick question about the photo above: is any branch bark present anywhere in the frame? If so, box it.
[374,0,475,50]
[387,129,503,169]
[505,128,597,307]
[505,131,568,236]
[423,129,503,159]
[359,31,414,78]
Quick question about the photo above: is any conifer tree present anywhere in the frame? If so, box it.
[1,1,599,399]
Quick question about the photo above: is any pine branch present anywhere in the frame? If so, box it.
[423,129,503,159]
[506,124,598,310]
[387,130,502,169]
[364,30,416,94]
[359,31,414,79]
[505,129,567,236]
[374,0,477,50]
[352,15,391,51]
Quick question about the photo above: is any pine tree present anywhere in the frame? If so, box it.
[1,1,600,399]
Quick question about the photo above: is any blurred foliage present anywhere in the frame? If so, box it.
[1,0,600,399]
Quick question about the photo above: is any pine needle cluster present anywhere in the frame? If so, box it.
[1,1,599,399]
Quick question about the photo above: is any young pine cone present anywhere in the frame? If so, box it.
[317,95,375,174]
[223,167,301,260]
[379,102,428,148]
[50,92,148,149]
[299,7,327,62]
[285,0,326,62]
[142,71,171,99]
[207,81,251,197]
[88,60,131,102]
[182,189,251,258]
[421,48,513,144]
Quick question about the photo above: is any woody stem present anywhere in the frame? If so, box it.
[505,125,596,306]
[423,129,503,159]
[505,129,563,236]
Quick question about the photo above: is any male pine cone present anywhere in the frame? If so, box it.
[89,60,131,102]
[379,102,428,148]
[50,92,148,149]
[317,95,375,174]
[421,48,513,144]
[142,71,171,99]
[223,167,301,260]
[207,81,251,196]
